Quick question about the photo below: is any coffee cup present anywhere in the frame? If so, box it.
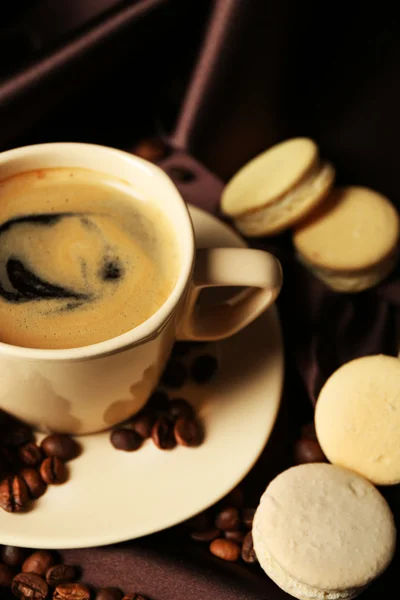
[0,143,282,434]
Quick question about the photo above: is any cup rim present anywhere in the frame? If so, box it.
[0,142,195,361]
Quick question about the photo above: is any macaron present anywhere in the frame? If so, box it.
[316,354,400,485]
[253,463,396,600]
[293,186,399,292]
[221,138,335,236]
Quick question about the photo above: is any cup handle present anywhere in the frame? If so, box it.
[176,248,282,341]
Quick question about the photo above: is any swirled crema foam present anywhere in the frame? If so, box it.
[0,168,179,349]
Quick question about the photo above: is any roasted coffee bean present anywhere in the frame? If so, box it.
[133,138,168,162]
[1,545,27,567]
[19,443,43,467]
[0,563,15,586]
[209,538,240,561]
[301,422,317,440]
[40,457,68,484]
[184,511,211,531]
[0,474,29,512]
[294,438,326,465]
[168,398,194,420]
[174,417,203,447]
[242,531,257,564]
[12,572,48,599]
[151,417,176,450]
[4,423,33,447]
[96,588,123,600]
[41,434,80,461]
[242,507,256,529]
[122,595,148,600]
[215,507,241,531]
[224,530,245,544]
[222,487,244,509]
[161,360,187,388]
[110,429,143,452]
[168,166,196,183]
[129,412,154,439]
[146,390,169,413]
[20,468,47,499]
[23,550,56,576]
[190,528,220,542]
[191,355,217,384]
[46,564,78,587]
[53,582,91,599]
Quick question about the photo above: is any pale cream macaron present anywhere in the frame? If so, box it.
[253,463,396,600]
[316,354,400,485]
[293,186,399,292]
[220,138,335,236]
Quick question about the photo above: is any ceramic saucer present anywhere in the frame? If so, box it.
[0,205,283,549]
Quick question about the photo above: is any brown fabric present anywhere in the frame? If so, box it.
[60,156,398,598]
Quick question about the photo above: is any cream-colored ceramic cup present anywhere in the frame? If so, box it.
[0,143,282,434]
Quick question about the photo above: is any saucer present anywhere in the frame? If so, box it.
[0,205,283,549]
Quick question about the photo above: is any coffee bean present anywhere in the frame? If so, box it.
[215,507,240,531]
[40,457,68,484]
[174,417,203,447]
[129,412,154,439]
[19,443,43,467]
[96,588,123,600]
[12,572,48,599]
[168,166,196,183]
[224,530,245,544]
[53,582,91,599]
[0,474,29,512]
[168,398,194,420]
[0,563,15,586]
[161,360,187,388]
[46,564,77,587]
[41,434,80,461]
[191,355,217,384]
[151,417,176,450]
[23,550,56,576]
[241,531,257,564]
[222,487,244,509]
[4,424,33,447]
[122,596,148,600]
[190,528,220,542]
[20,468,47,499]
[146,390,169,413]
[133,138,168,162]
[242,507,256,529]
[110,429,143,452]
[209,539,240,561]
[1,545,27,567]
[294,438,326,465]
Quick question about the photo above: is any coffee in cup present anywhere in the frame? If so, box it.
[0,167,179,349]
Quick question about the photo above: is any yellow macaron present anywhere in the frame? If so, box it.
[316,355,400,485]
[293,186,399,292]
[221,138,335,236]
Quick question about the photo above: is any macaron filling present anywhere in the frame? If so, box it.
[252,530,366,600]
[297,249,398,292]
[235,162,334,236]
